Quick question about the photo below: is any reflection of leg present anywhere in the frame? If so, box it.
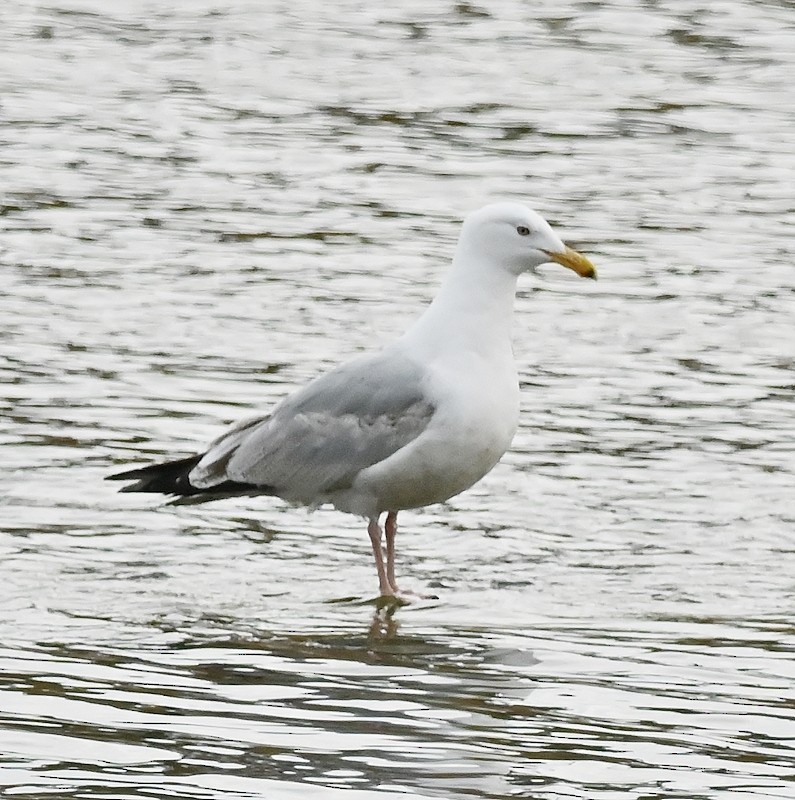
[368,602,400,640]
[385,511,399,592]
[367,516,393,597]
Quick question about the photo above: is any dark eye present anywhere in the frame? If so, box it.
[516,225,530,236]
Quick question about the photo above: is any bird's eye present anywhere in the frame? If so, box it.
[516,225,530,236]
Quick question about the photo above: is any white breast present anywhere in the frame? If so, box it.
[338,347,520,517]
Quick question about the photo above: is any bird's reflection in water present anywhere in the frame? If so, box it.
[368,601,401,641]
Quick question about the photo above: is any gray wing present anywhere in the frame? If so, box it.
[190,348,435,503]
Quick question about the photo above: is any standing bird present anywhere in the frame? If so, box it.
[108,203,596,601]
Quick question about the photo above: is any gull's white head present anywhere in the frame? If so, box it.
[459,202,596,279]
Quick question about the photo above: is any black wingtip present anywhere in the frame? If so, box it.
[106,453,266,500]
[105,465,157,481]
[106,454,204,494]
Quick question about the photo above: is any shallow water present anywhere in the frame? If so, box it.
[1,1,794,798]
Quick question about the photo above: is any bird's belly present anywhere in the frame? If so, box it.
[342,383,519,516]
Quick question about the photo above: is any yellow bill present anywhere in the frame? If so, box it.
[545,246,597,280]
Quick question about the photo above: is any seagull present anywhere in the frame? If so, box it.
[107,202,596,601]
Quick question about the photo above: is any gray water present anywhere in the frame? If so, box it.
[1,1,794,798]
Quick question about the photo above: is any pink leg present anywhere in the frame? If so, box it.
[385,512,438,602]
[385,511,399,592]
[367,517,395,598]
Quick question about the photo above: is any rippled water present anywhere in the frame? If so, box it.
[2,1,794,798]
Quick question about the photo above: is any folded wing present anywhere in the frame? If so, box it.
[190,349,436,505]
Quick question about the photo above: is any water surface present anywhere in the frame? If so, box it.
[1,1,793,798]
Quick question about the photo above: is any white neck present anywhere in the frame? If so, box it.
[401,243,519,361]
